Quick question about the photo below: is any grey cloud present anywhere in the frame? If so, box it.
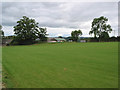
[1,2,118,36]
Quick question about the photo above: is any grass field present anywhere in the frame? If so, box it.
[2,42,118,88]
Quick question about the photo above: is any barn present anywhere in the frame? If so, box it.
[47,37,66,42]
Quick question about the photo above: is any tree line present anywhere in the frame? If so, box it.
[0,16,119,45]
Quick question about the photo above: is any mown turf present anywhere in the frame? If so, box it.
[2,42,118,88]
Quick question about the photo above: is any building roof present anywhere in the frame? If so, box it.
[54,38,66,41]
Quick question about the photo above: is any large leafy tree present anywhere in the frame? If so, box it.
[71,30,82,42]
[13,16,47,44]
[89,16,112,40]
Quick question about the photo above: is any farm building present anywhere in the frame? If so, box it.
[80,40,86,42]
[54,38,66,42]
[65,37,73,42]
[47,37,66,42]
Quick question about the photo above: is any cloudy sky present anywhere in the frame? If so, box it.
[1,2,118,37]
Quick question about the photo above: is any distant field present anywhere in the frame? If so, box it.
[2,42,118,88]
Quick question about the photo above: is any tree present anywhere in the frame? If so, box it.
[0,25,4,37]
[100,31,109,41]
[38,28,48,42]
[71,30,82,42]
[117,36,120,41]
[58,36,63,38]
[13,16,47,45]
[89,16,112,41]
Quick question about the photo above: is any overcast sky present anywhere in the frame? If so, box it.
[1,2,118,37]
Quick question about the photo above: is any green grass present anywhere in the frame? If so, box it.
[2,42,118,88]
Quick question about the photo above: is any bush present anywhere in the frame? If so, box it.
[90,38,99,42]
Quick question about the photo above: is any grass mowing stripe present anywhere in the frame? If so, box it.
[2,42,118,88]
